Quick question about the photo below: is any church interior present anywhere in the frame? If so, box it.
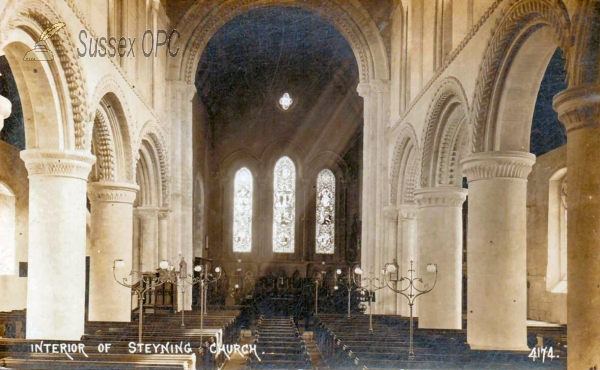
[0,0,599,369]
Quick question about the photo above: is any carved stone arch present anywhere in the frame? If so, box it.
[91,75,135,182]
[168,0,389,84]
[420,77,469,188]
[90,109,115,182]
[470,0,571,153]
[9,1,92,150]
[389,123,419,205]
[137,121,170,207]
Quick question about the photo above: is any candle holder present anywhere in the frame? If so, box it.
[196,262,222,344]
[171,256,204,327]
[352,266,387,331]
[334,264,358,319]
[311,262,328,315]
[112,259,179,343]
[383,260,438,359]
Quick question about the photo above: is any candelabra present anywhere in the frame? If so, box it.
[352,267,387,331]
[171,257,204,327]
[334,264,358,319]
[196,262,222,344]
[311,262,328,315]
[112,259,179,343]
[384,260,438,359]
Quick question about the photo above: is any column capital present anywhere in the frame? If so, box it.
[356,82,372,97]
[383,205,398,221]
[135,206,160,220]
[414,187,467,208]
[460,151,535,182]
[88,181,139,204]
[553,84,600,133]
[172,80,197,101]
[158,208,171,219]
[20,149,95,180]
[398,204,419,219]
[371,80,390,93]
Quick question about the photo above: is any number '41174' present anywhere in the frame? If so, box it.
[529,346,557,362]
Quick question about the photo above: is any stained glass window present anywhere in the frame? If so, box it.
[233,167,253,253]
[316,169,335,254]
[273,157,296,253]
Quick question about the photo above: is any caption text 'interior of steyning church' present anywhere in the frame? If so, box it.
[0,0,599,369]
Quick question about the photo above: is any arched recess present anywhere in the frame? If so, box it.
[470,0,571,153]
[3,0,91,150]
[137,121,170,208]
[420,77,470,188]
[90,75,135,182]
[89,94,133,183]
[390,124,419,205]
[168,0,389,84]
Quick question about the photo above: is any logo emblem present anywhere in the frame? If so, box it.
[23,22,66,61]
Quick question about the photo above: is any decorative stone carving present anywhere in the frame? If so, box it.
[87,182,139,204]
[138,122,171,207]
[470,0,571,153]
[393,0,504,131]
[20,149,95,180]
[420,77,469,188]
[92,110,115,182]
[389,125,419,205]
[460,151,536,182]
[414,187,467,208]
[14,1,92,151]
[158,209,171,220]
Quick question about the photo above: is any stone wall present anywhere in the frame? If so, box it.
[526,145,567,324]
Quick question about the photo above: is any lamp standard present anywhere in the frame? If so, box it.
[312,262,327,315]
[196,263,222,344]
[171,257,204,327]
[113,259,179,343]
[383,260,438,359]
[333,265,358,319]
[352,267,386,331]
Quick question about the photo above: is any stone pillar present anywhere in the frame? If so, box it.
[0,95,11,132]
[554,85,600,368]
[414,187,467,330]
[461,151,534,350]
[132,214,141,275]
[398,204,418,317]
[378,206,398,314]
[158,209,170,263]
[171,82,196,311]
[357,81,389,278]
[21,149,95,340]
[87,182,138,322]
[137,207,159,272]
